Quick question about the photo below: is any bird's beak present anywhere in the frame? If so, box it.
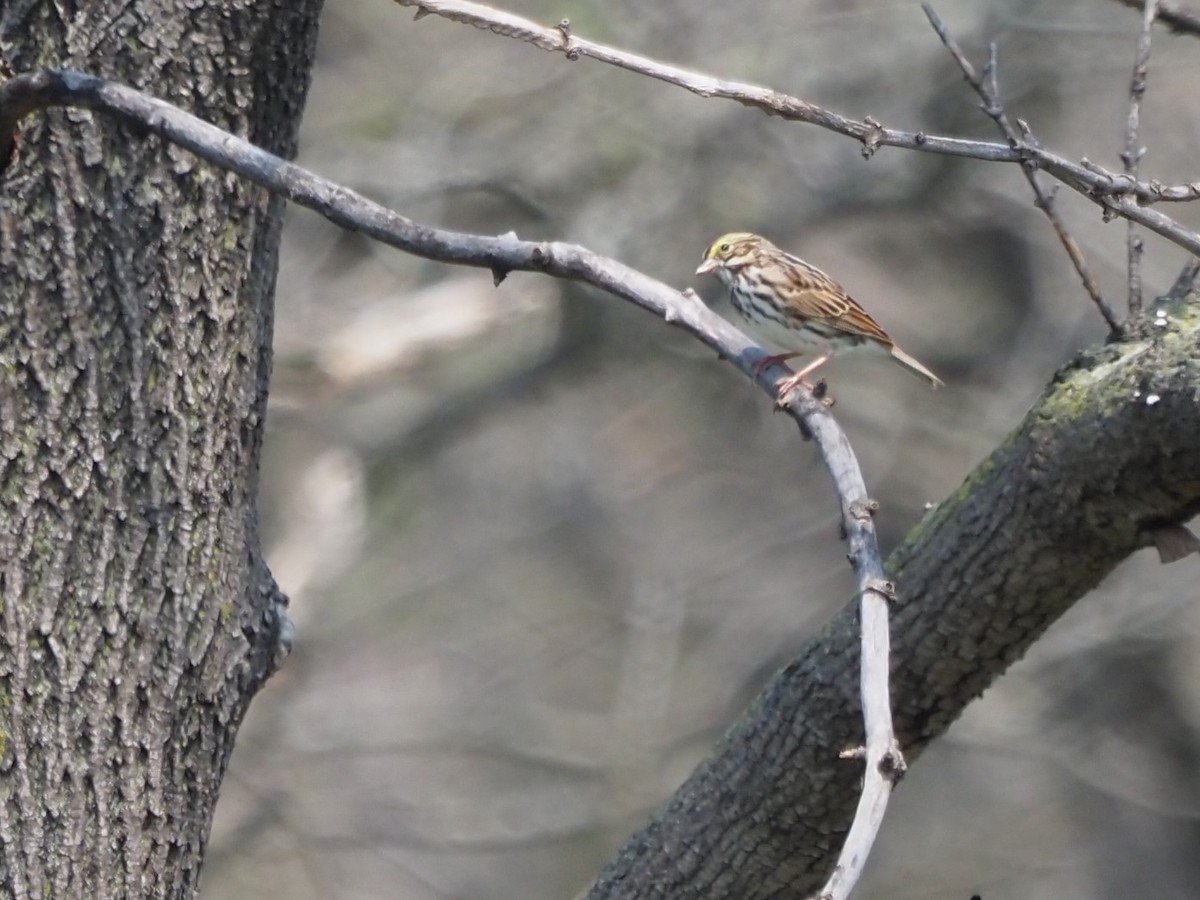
[695,258,718,276]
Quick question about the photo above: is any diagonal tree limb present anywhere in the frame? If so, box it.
[586,306,1200,899]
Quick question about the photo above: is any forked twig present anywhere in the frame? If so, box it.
[922,5,1122,335]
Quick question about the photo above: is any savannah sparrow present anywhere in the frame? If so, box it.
[696,232,943,395]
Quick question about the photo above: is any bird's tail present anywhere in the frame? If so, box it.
[890,345,944,388]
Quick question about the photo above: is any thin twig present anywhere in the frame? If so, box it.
[922,5,1122,335]
[1124,0,1159,322]
[1114,0,1200,36]
[387,0,1200,263]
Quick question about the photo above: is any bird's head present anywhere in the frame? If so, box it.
[695,232,768,283]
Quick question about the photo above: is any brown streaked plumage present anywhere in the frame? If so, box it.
[696,232,943,395]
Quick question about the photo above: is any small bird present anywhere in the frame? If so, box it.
[696,232,943,395]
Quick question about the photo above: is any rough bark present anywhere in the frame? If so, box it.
[0,2,322,896]
[588,303,1200,898]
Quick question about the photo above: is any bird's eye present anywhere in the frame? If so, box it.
[718,243,730,253]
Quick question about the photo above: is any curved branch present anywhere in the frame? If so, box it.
[0,72,798,406]
[0,69,903,896]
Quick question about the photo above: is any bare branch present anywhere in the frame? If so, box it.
[922,5,1122,334]
[391,0,1010,162]
[391,0,1200,264]
[0,67,912,900]
[0,66,908,895]
[0,76,793,403]
[1123,1,1159,322]
[1114,0,1200,36]
[0,76,758,402]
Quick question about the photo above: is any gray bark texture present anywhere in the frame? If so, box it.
[0,2,322,897]
[588,305,1200,898]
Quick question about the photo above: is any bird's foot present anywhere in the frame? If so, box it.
[773,377,833,410]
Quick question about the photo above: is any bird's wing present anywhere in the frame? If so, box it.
[779,252,895,346]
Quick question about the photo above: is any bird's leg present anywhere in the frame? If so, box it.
[775,352,832,397]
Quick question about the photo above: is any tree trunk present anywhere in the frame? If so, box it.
[0,2,322,895]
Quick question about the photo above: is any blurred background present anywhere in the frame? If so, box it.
[202,1,1200,897]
